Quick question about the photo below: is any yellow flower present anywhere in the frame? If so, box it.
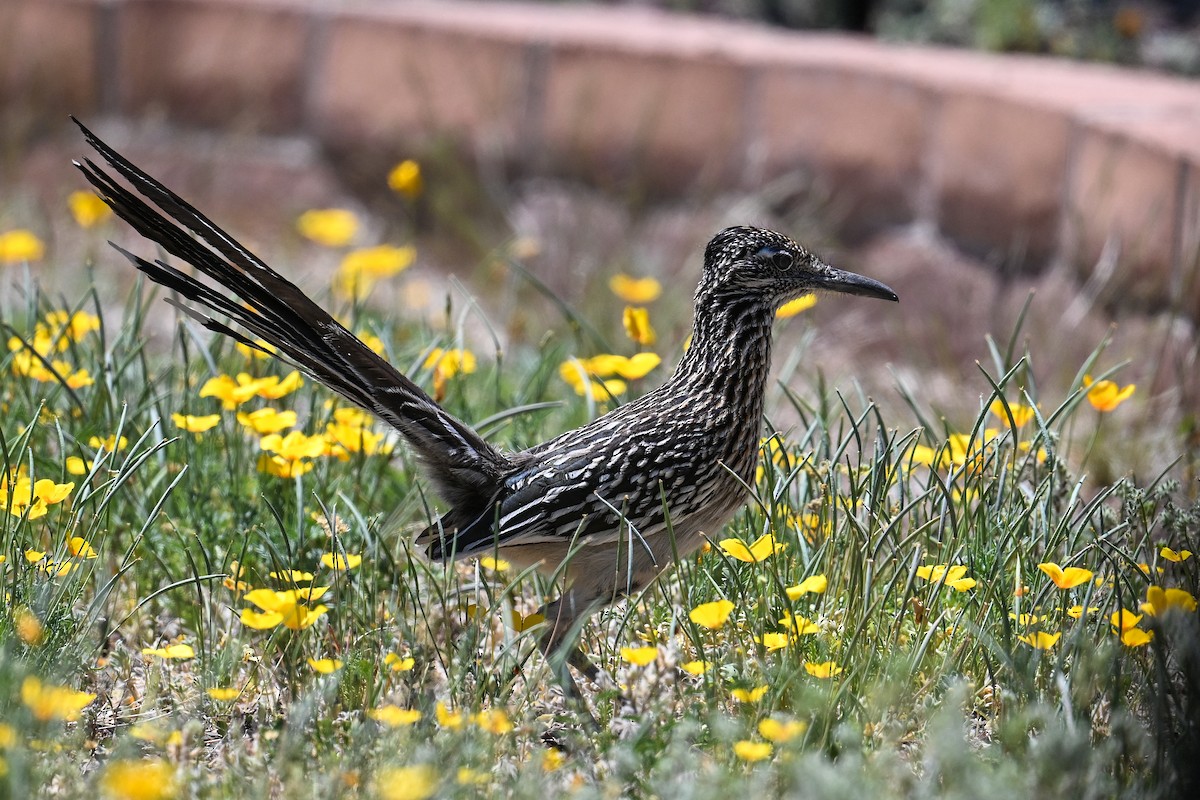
[472,708,513,734]
[387,160,423,199]
[785,574,828,599]
[611,352,661,379]
[307,658,343,674]
[256,371,304,400]
[1140,585,1198,616]
[1009,613,1040,626]
[65,367,95,389]
[88,434,128,452]
[435,702,465,729]
[171,413,221,433]
[334,245,416,298]
[67,191,112,228]
[330,406,370,427]
[915,563,976,591]
[733,740,773,762]
[206,687,240,701]
[1160,547,1193,562]
[141,643,195,660]
[324,421,385,458]
[369,705,423,727]
[1017,631,1061,649]
[620,646,659,666]
[680,660,711,675]
[224,560,249,592]
[757,632,791,651]
[479,556,510,571]
[100,759,176,800]
[776,294,817,318]
[45,560,78,577]
[1066,605,1099,619]
[804,661,843,678]
[422,348,477,378]
[943,431,997,470]
[558,352,662,400]
[542,749,567,772]
[456,768,488,786]
[0,229,45,263]
[1017,440,1048,463]
[622,306,656,346]
[25,549,46,562]
[1038,562,1093,590]
[37,479,74,504]
[908,444,938,467]
[609,273,661,304]
[1120,627,1154,647]
[294,585,329,602]
[718,533,785,563]
[20,676,95,721]
[236,408,296,434]
[235,338,276,360]
[269,569,313,582]
[200,374,267,409]
[755,434,794,481]
[68,537,97,558]
[1082,375,1135,412]
[731,685,768,703]
[239,608,284,629]
[360,333,386,355]
[321,552,362,571]
[688,599,734,630]
[128,723,173,743]
[258,430,327,478]
[240,588,329,630]
[16,609,44,645]
[1110,609,1143,631]
[758,717,807,743]
[377,765,437,800]
[46,310,101,344]
[989,399,1037,427]
[778,613,820,636]
[66,457,92,476]
[573,375,626,400]
[297,208,358,247]
[385,652,415,672]
[5,478,74,519]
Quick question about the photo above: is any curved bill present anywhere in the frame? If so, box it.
[813,266,898,302]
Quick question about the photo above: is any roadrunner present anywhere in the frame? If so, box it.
[73,118,898,696]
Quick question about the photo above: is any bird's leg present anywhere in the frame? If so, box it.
[537,592,610,728]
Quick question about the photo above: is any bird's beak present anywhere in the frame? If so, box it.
[812,265,898,302]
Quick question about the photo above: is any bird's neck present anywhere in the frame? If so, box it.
[670,294,776,432]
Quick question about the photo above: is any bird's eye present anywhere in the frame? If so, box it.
[755,246,793,271]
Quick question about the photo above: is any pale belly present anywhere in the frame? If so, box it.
[495,499,740,607]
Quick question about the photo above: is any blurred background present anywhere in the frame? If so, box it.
[1,0,1197,483]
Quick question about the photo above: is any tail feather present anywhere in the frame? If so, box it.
[73,117,511,506]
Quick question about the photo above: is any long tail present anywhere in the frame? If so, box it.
[72,117,510,508]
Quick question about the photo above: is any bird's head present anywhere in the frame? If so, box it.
[700,226,898,309]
